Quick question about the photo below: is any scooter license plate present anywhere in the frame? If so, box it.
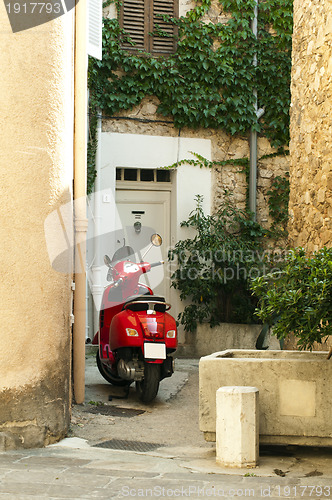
[144,342,166,360]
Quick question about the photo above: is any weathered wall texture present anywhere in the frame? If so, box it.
[0,12,73,449]
[102,96,289,229]
[289,0,332,251]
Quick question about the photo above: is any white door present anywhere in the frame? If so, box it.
[115,190,171,299]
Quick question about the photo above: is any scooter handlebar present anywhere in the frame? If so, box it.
[113,277,123,288]
[150,260,164,268]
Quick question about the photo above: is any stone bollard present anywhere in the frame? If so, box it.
[216,386,259,468]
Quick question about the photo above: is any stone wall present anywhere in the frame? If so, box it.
[289,0,332,251]
[102,96,289,229]
[285,0,332,352]
[102,0,290,229]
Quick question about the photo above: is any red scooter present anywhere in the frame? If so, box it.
[92,234,177,403]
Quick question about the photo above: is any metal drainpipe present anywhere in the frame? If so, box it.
[249,0,258,220]
[249,0,264,221]
[73,0,88,405]
[92,109,103,337]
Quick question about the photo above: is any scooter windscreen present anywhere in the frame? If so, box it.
[111,245,135,264]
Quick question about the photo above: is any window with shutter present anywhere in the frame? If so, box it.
[120,0,178,55]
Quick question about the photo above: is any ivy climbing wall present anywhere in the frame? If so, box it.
[91,0,292,231]
[102,101,289,231]
[289,0,332,251]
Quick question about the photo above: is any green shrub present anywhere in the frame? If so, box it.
[169,193,270,331]
[250,247,332,350]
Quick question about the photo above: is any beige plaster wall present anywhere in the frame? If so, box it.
[289,0,332,251]
[0,8,74,448]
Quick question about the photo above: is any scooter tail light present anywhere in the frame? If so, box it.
[166,330,176,338]
[126,328,139,337]
[140,318,164,339]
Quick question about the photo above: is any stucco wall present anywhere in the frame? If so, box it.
[289,0,332,251]
[0,10,74,448]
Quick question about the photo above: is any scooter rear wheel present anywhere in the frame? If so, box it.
[96,351,129,386]
[136,363,160,403]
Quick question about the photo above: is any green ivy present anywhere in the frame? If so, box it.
[87,106,98,196]
[89,0,293,149]
[163,150,290,233]
[267,172,290,235]
[163,151,249,171]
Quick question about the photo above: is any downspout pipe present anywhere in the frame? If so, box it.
[249,0,264,220]
[92,109,103,337]
[73,0,88,404]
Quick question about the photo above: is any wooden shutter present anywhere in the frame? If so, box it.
[120,0,146,51]
[88,0,102,59]
[151,0,177,54]
[120,0,178,54]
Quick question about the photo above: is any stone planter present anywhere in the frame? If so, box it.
[199,349,332,447]
[179,323,279,358]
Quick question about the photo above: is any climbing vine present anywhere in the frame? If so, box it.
[88,0,293,150]
[163,150,290,234]
[267,172,290,235]
[163,151,249,171]
[87,104,98,196]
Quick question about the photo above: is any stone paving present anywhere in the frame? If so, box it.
[0,437,332,499]
[1,356,331,499]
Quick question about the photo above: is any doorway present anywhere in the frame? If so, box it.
[116,188,171,300]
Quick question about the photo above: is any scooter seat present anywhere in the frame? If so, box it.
[123,295,167,313]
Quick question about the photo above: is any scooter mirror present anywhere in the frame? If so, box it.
[104,255,112,267]
[151,233,162,247]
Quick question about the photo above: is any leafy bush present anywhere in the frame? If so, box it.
[251,247,332,350]
[169,194,270,332]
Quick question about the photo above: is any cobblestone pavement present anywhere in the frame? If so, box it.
[0,354,331,499]
[0,440,332,499]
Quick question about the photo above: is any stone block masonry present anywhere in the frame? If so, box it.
[289,0,332,251]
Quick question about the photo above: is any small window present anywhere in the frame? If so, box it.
[157,169,170,182]
[116,168,171,183]
[124,168,138,181]
[140,169,154,182]
[120,0,178,55]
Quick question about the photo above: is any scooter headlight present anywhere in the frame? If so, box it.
[166,330,176,338]
[126,328,139,337]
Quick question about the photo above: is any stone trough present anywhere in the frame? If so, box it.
[199,349,332,447]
